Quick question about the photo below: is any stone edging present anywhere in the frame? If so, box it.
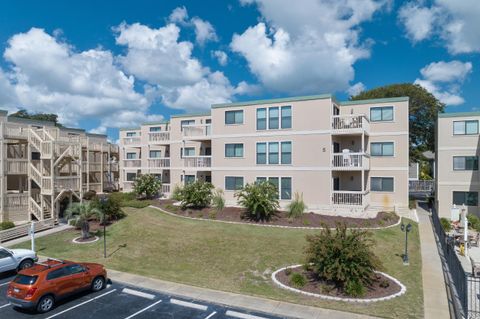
[271,264,407,303]
[148,205,402,231]
[72,236,99,244]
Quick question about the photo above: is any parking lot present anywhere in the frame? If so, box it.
[0,273,286,319]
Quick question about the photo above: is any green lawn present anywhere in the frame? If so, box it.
[15,207,423,318]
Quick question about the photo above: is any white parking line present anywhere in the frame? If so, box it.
[226,310,268,319]
[124,299,163,319]
[0,303,11,309]
[170,298,208,311]
[205,311,217,319]
[122,288,155,300]
[0,282,11,287]
[45,289,117,319]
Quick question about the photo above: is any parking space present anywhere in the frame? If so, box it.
[0,273,286,319]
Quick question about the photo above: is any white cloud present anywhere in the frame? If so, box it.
[3,28,148,127]
[347,82,366,97]
[191,17,218,46]
[0,69,18,110]
[231,0,388,94]
[212,50,228,66]
[415,60,472,105]
[168,6,189,25]
[398,0,480,54]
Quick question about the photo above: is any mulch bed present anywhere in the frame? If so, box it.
[72,236,98,243]
[152,200,399,228]
[276,265,402,299]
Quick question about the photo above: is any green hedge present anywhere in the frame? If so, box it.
[0,221,15,230]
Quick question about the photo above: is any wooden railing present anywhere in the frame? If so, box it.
[3,123,28,138]
[183,124,211,138]
[28,197,43,220]
[55,176,80,191]
[42,177,53,193]
[28,129,43,151]
[149,132,170,143]
[332,190,370,208]
[332,115,369,133]
[6,159,28,174]
[124,159,141,168]
[29,165,42,186]
[148,158,170,168]
[5,193,29,210]
[0,218,55,243]
[161,183,170,194]
[332,153,370,170]
[183,156,211,168]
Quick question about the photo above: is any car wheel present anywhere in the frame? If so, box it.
[18,259,34,271]
[91,276,105,292]
[36,295,54,313]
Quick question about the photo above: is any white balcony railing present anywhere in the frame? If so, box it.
[123,159,141,168]
[3,123,28,138]
[332,115,369,133]
[182,124,211,138]
[332,153,370,170]
[183,156,211,168]
[332,190,370,208]
[6,159,28,174]
[149,132,170,143]
[123,137,141,145]
[5,193,29,210]
[161,183,170,194]
[148,157,170,168]
[55,176,80,191]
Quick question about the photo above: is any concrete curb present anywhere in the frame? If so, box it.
[149,205,402,231]
[271,264,407,303]
[72,235,99,244]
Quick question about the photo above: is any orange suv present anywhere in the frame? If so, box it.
[6,258,107,313]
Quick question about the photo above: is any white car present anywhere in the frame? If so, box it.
[0,246,37,273]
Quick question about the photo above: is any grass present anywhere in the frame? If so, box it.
[15,207,423,318]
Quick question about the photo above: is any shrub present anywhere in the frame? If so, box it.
[133,174,162,199]
[345,279,366,297]
[91,196,126,222]
[211,189,225,211]
[468,214,480,232]
[381,211,397,222]
[170,185,183,201]
[379,279,390,288]
[303,219,311,226]
[83,190,97,200]
[284,268,292,276]
[208,211,217,219]
[179,181,214,209]
[305,223,382,296]
[235,181,279,221]
[290,273,307,288]
[122,200,152,209]
[287,192,307,219]
[0,221,15,230]
[440,217,452,232]
[109,192,136,205]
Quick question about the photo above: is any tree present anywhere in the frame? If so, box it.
[9,109,64,127]
[350,83,445,163]
[235,181,279,221]
[133,174,162,199]
[65,202,102,239]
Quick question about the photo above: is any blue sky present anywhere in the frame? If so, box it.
[0,0,478,141]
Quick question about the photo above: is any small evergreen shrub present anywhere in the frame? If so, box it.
[303,219,311,226]
[0,221,15,230]
[208,211,217,219]
[468,214,480,232]
[290,273,307,288]
[345,279,366,297]
[91,196,126,221]
[83,190,97,200]
[211,189,225,211]
[440,217,452,232]
[287,192,307,219]
[122,200,152,208]
[133,174,162,199]
[284,268,292,276]
[235,181,279,221]
[171,184,183,201]
[179,181,214,209]
[379,279,390,288]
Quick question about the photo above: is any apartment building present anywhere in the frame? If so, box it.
[436,112,480,218]
[119,94,409,213]
[0,110,119,224]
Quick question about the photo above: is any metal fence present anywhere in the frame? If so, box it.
[409,180,435,193]
[431,207,480,318]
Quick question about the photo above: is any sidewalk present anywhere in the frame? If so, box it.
[1,224,72,248]
[417,204,451,319]
[107,269,377,319]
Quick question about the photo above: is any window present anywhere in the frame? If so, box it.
[453,156,478,170]
[281,177,292,200]
[184,175,195,184]
[126,153,137,159]
[149,150,162,158]
[371,142,394,156]
[149,127,161,132]
[453,191,478,206]
[257,108,267,130]
[66,264,85,275]
[180,120,195,131]
[370,106,394,122]
[182,147,195,157]
[126,132,136,137]
[126,173,136,181]
[47,267,67,280]
[281,106,292,129]
[268,142,279,164]
[453,120,479,135]
[0,249,11,259]
[268,177,279,191]
[281,142,292,164]
[13,275,38,285]
[256,177,267,184]
[225,144,244,158]
[256,143,267,164]
[269,107,279,129]
[225,176,244,190]
[371,177,394,192]
[225,110,243,125]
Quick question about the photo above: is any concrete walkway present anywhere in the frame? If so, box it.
[108,269,377,319]
[1,223,72,248]
[417,204,451,319]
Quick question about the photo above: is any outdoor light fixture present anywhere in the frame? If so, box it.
[401,221,412,265]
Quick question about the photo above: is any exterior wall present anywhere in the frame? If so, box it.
[436,114,480,218]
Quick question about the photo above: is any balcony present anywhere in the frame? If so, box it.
[123,137,141,145]
[332,115,369,134]
[332,190,370,209]
[5,193,29,211]
[6,159,28,174]
[123,159,141,168]
[183,156,211,168]
[55,176,80,191]
[331,153,370,170]
[182,124,211,140]
[149,132,170,143]
[148,157,170,169]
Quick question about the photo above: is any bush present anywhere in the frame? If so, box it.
[170,184,183,201]
[290,273,307,288]
[109,192,136,203]
[305,223,382,296]
[235,181,279,221]
[91,196,126,222]
[284,268,292,276]
[211,189,225,211]
[83,190,97,200]
[179,181,214,209]
[345,279,366,297]
[0,221,15,230]
[468,214,480,232]
[440,217,452,232]
[287,192,307,219]
[133,174,162,199]
[122,200,153,209]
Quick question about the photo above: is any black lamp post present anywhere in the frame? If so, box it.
[401,221,412,265]
[100,197,107,258]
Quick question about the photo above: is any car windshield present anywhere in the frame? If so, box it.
[13,275,38,285]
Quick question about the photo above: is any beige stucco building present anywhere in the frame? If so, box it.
[436,112,480,218]
[0,110,119,224]
[119,94,410,213]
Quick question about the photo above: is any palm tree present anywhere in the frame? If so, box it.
[65,202,103,239]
